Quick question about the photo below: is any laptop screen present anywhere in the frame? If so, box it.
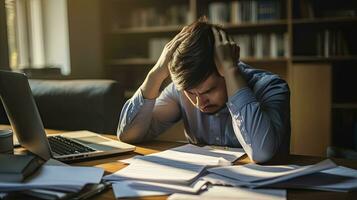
[0,70,52,160]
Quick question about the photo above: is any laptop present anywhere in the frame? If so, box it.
[0,70,135,162]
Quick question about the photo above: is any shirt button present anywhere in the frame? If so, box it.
[215,113,219,117]
[216,137,220,141]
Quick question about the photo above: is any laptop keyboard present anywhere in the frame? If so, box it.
[48,135,96,156]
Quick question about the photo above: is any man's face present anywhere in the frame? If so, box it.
[184,73,227,114]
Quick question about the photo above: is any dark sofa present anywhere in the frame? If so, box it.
[0,79,124,135]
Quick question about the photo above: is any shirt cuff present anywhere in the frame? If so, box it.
[128,89,156,117]
[132,88,156,105]
[226,87,257,118]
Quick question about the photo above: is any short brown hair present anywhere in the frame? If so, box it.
[169,19,220,90]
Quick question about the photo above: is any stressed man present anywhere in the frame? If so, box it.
[117,20,291,163]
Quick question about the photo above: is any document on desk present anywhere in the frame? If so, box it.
[168,186,286,200]
[105,144,244,184]
[208,159,337,188]
[119,144,245,166]
[0,165,104,192]
[273,166,357,192]
[104,156,206,184]
[112,179,207,199]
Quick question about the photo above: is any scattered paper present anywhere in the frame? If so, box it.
[134,144,245,167]
[273,166,357,192]
[104,156,206,184]
[119,155,143,164]
[105,144,245,184]
[107,144,245,198]
[0,165,104,192]
[208,159,337,188]
[168,186,286,200]
[112,180,207,199]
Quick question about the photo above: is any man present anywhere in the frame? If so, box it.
[117,20,290,163]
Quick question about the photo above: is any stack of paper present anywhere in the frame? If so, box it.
[105,144,245,184]
[105,156,206,184]
[120,144,245,166]
[272,166,357,192]
[168,186,286,200]
[0,165,104,196]
[206,159,336,188]
[112,180,208,199]
[202,159,357,192]
[104,144,245,199]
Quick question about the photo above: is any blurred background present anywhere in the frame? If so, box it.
[0,0,357,157]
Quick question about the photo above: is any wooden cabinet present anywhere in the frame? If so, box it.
[289,63,332,156]
[100,0,357,156]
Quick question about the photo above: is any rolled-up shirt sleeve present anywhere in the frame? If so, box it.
[117,83,181,143]
[227,73,290,163]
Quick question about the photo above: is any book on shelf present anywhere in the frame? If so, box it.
[230,0,281,24]
[233,32,287,59]
[262,34,271,57]
[316,29,349,57]
[149,38,170,61]
[234,35,251,58]
[231,1,242,24]
[257,0,281,21]
[209,2,230,24]
[254,34,264,58]
[299,0,315,19]
[123,4,189,29]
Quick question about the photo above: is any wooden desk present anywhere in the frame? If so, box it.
[2,125,357,200]
[79,139,357,200]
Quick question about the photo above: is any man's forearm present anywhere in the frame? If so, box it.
[140,68,167,99]
[223,65,247,97]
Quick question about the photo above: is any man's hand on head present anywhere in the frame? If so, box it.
[140,26,189,100]
[150,26,189,81]
[212,27,240,77]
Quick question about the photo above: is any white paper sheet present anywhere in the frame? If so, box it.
[209,164,299,182]
[208,159,337,188]
[274,166,357,192]
[113,181,169,198]
[119,155,143,164]
[105,144,245,184]
[168,186,286,200]
[104,157,206,184]
[112,180,207,199]
[132,144,245,167]
[0,165,104,192]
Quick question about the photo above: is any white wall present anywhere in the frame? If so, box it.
[42,0,71,75]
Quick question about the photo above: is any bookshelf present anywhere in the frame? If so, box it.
[100,0,357,156]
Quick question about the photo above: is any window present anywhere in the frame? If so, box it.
[5,0,70,75]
